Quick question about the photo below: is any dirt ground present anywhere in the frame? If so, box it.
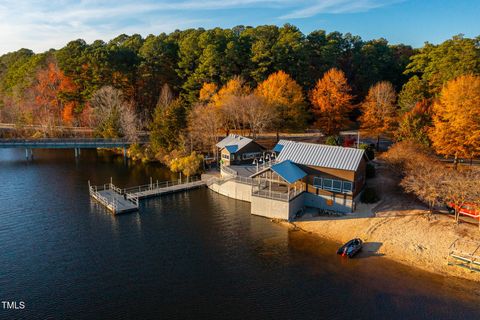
[285,160,480,282]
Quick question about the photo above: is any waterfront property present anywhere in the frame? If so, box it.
[207,138,367,220]
[216,134,266,166]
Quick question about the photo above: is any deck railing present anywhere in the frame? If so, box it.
[251,181,305,202]
[122,176,202,195]
[220,165,237,177]
[89,183,119,211]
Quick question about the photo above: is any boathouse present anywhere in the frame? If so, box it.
[216,134,265,166]
[251,141,367,217]
[208,139,367,220]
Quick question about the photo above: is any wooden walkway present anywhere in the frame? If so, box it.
[89,178,206,214]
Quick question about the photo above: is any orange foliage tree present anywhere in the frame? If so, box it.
[199,82,218,103]
[34,62,78,126]
[429,74,480,167]
[360,81,397,149]
[212,76,251,107]
[255,70,306,137]
[310,68,353,136]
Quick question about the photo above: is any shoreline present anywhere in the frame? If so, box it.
[206,161,480,283]
[272,162,480,283]
[276,217,480,283]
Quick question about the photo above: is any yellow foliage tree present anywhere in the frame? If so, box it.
[199,83,218,103]
[360,81,397,149]
[310,68,353,136]
[429,74,480,167]
[212,76,251,108]
[255,70,306,136]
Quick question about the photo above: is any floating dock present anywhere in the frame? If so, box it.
[89,177,206,214]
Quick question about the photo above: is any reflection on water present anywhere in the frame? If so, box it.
[0,148,479,319]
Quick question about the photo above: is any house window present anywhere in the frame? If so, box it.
[314,176,353,194]
[332,180,342,192]
[343,181,353,193]
[323,179,333,190]
[243,152,262,160]
[313,177,322,188]
[222,153,230,160]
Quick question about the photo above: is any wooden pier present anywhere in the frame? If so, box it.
[89,177,206,214]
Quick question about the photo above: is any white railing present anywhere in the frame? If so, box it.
[220,165,237,177]
[252,189,290,201]
[125,192,139,207]
[89,184,119,211]
[251,184,305,202]
[234,175,255,185]
[123,176,202,195]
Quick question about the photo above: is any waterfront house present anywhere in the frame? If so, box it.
[216,134,265,166]
[251,141,367,217]
[208,139,367,220]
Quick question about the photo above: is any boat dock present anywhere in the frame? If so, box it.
[89,177,207,214]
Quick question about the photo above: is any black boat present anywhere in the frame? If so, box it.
[337,238,363,258]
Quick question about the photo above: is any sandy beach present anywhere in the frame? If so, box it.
[281,161,480,282]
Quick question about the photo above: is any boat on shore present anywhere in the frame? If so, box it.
[337,238,363,258]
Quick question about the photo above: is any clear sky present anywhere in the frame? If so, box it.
[0,0,479,54]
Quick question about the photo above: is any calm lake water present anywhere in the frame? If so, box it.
[0,148,479,319]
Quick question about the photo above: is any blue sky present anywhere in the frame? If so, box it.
[0,0,479,54]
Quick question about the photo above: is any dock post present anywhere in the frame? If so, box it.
[25,148,33,160]
[74,148,78,158]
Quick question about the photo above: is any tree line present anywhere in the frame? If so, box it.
[0,26,479,169]
[0,24,416,127]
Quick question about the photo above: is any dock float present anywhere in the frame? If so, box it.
[89,177,206,214]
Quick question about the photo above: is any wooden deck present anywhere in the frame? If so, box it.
[89,178,207,214]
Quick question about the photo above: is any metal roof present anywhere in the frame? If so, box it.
[276,141,365,171]
[272,139,291,153]
[270,160,307,184]
[225,145,238,153]
[216,134,253,153]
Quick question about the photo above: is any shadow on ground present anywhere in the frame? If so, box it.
[356,241,385,259]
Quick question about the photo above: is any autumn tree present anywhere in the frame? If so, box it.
[395,99,432,146]
[223,94,270,138]
[188,103,222,157]
[90,86,139,141]
[33,62,78,129]
[310,68,353,136]
[210,76,251,134]
[400,150,446,214]
[212,76,251,107]
[199,82,218,103]
[255,70,306,138]
[443,169,480,223]
[168,151,204,182]
[429,75,480,168]
[360,81,398,150]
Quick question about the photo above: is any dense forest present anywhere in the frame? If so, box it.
[0,25,479,166]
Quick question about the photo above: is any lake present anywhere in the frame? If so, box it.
[0,148,479,319]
